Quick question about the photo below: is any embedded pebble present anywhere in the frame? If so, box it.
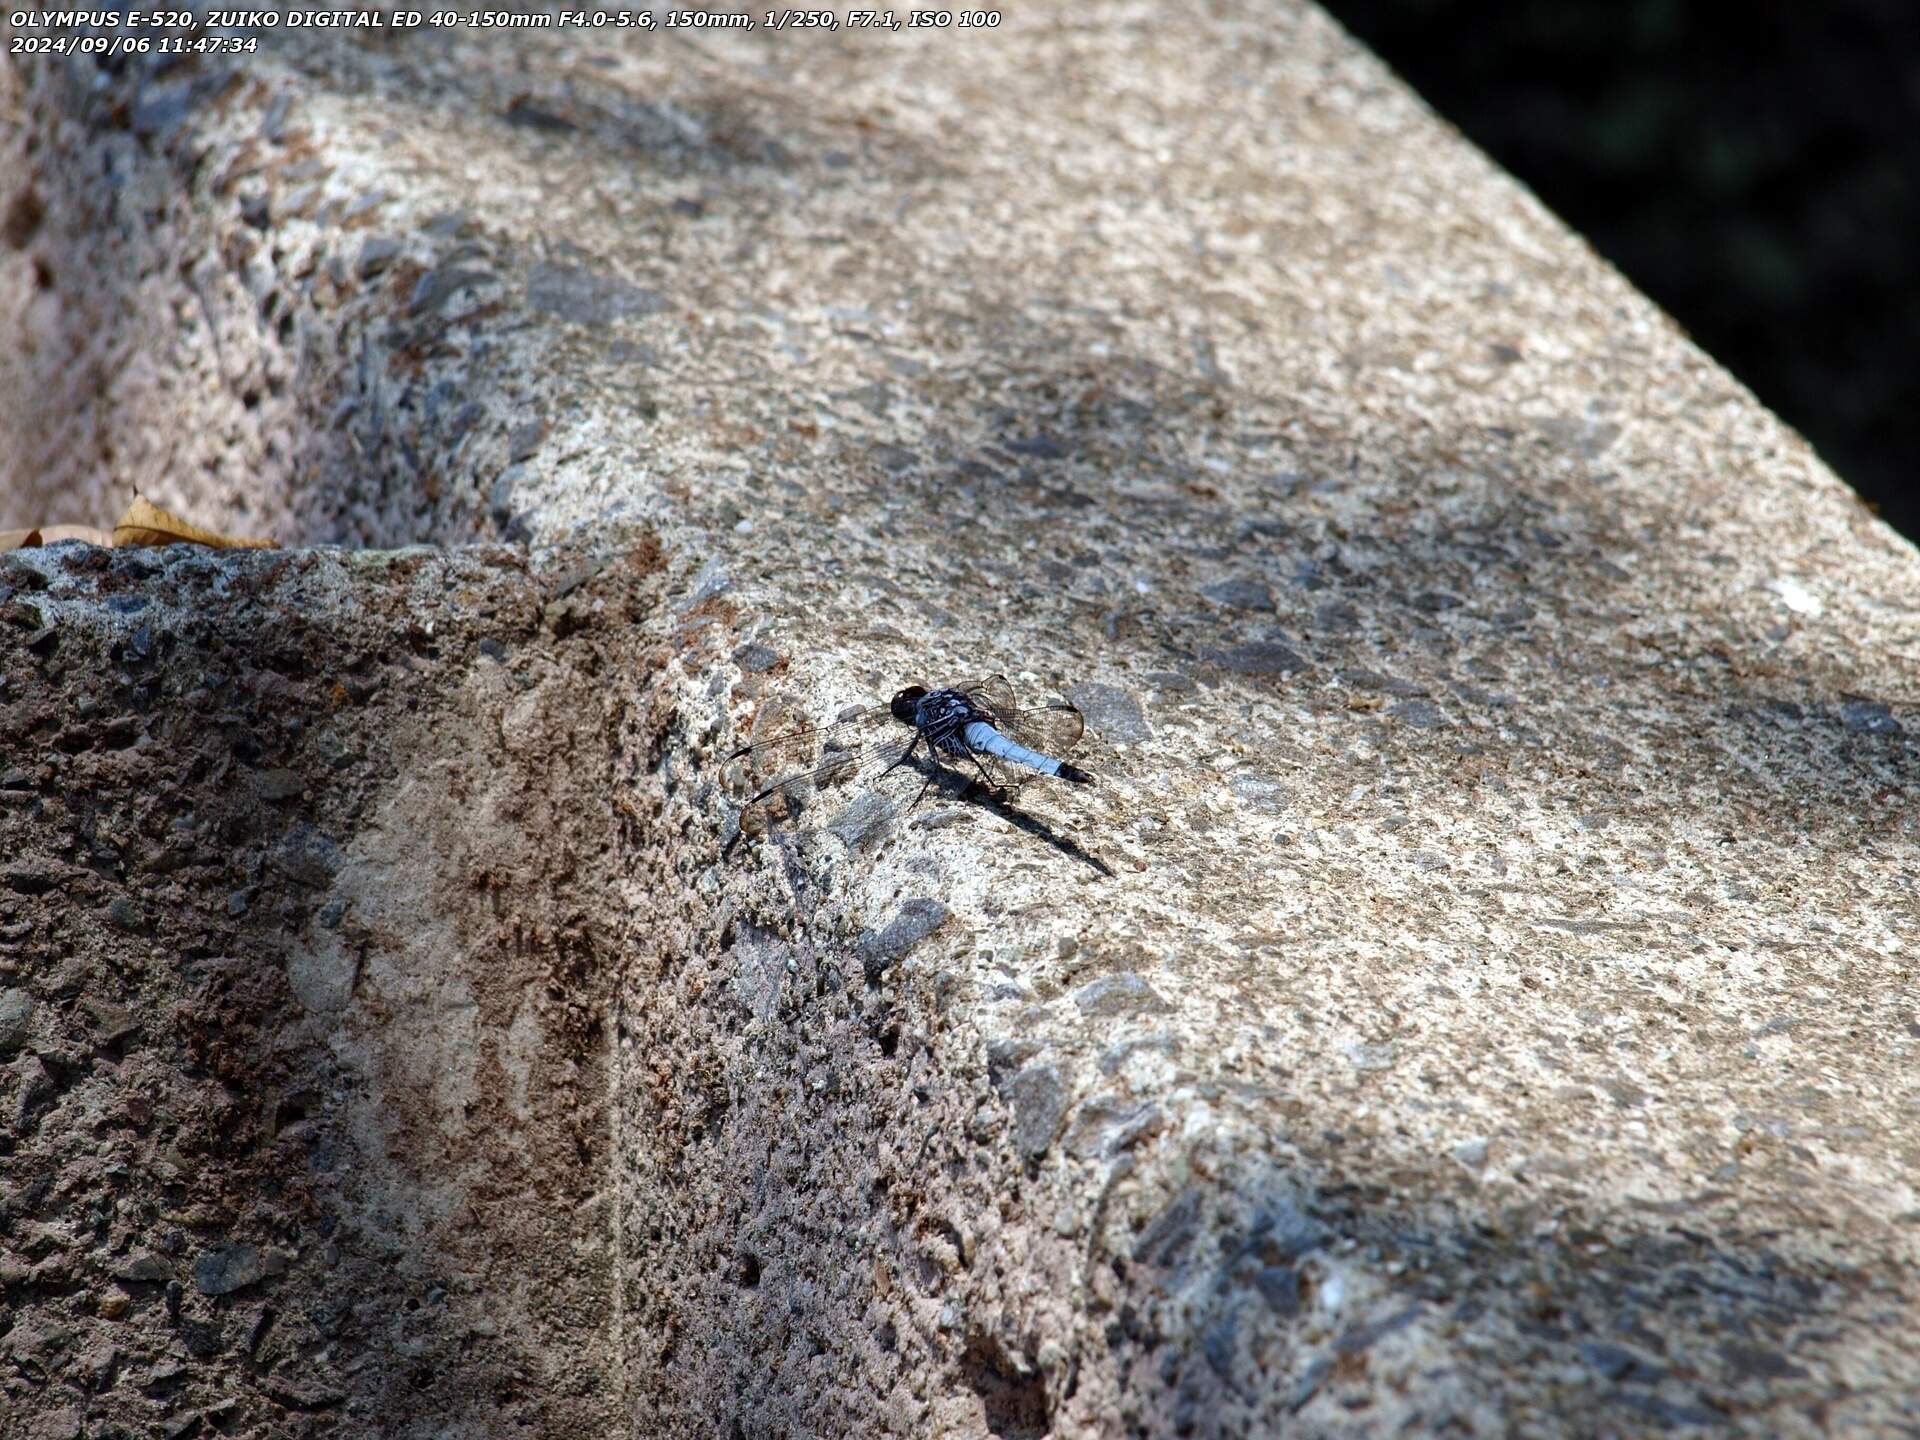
[1004,1063,1069,1159]
[1207,641,1306,676]
[857,898,949,980]
[1840,699,1902,734]
[1072,973,1168,1017]
[1064,683,1152,744]
[1451,1137,1490,1168]
[1201,578,1276,612]
[193,1244,265,1297]
[527,261,667,325]
[0,988,33,1054]
[1389,698,1445,728]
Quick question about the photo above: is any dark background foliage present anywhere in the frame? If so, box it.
[1323,0,1920,544]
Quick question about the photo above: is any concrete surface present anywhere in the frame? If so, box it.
[1,541,641,1437]
[3,4,1918,1437]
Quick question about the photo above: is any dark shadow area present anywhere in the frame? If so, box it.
[920,762,1116,880]
[796,316,1918,854]
[1115,1149,1916,1432]
[0,542,623,1436]
[729,752,1114,878]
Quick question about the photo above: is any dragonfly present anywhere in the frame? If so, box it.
[727,675,1095,827]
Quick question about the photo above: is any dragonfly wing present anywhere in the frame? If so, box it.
[728,698,892,774]
[1001,700,1086,757]
[729,695,922,810]
[739,732,917,807]
[958,676,1087,762]
[958,675,1017,713]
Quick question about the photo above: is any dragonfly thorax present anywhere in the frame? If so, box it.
[893,685,988,754]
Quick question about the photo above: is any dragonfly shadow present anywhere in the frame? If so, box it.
[914,762,1116,880]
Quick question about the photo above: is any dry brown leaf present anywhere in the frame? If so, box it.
[2,525,115,551]
[112,495,276,550]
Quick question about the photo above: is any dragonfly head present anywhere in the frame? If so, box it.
[889,685,927,725]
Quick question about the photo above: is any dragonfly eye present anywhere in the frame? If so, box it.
[890,686,927,723]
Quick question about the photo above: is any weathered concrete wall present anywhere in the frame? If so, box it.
[1,541,643,1436]
[3,6,1918,1437]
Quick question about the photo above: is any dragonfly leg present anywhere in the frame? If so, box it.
[878,733,921,781]
[908,745,958,810]
[882,734,948,808]
[958,742,1012,799]
[911,770,941,808]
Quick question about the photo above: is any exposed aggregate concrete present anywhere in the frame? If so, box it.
[1,541,648,1436]
[3,6,1919,1437]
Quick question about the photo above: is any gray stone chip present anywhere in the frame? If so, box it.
[1064,683,1152,744]
[116,1253,174,1284]
[1073,972,1169,1017]
[1207,641,1307,676]
[409,265,496,317]
[355,236,401,280]
[856,898,949,980]
[827,791,895,850]
[731,642,782,675]
[193,1244,265,1296]
[0,988,33,1055]
[527,261,668,326]
[1839,699,1902,734]
[1388,698,1446,728]
[272,826,342,888]
[1004,1063,1068,1160]
[1200,578,1276,612]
